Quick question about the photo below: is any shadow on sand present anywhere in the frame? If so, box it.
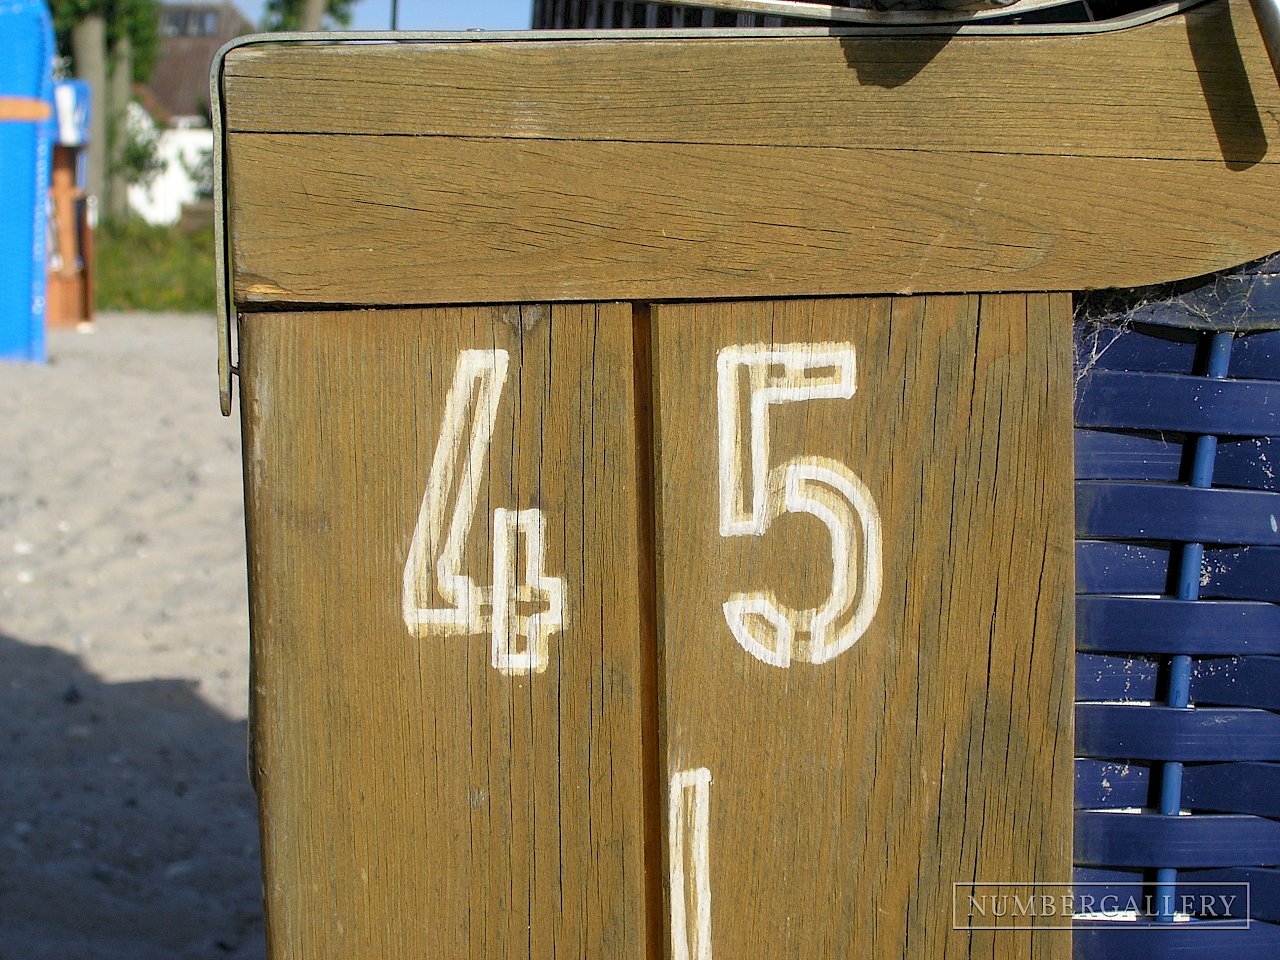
[0,632,264,960]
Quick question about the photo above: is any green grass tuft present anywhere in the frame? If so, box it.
[95,218,217,313]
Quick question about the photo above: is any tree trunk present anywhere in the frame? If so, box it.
[301,0,327,30]
[71,13,108,215]
[108,34,133,220]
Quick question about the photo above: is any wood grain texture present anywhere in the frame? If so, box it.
[238,303,656,960]
[227,132,1280,305]
[221,0,1280,307]
[222,1,1272,163]
[649,294,1075,959]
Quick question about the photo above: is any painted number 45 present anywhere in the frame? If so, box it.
[717,343,883,668]
[401,341,880,676]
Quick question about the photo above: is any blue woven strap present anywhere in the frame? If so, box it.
[1076,762,1280,817]
[1076,430,1278,491]
[1078,654,1280,708]
[1077,652,1159,700]
[1077,598,1280,654]
[1075,811,1280,867]
[1188,868,1280,921]
[1074,920,1280,959]
[1231,328,1280,378]
[1076,483,1280,545]
[1077,705,1280,761]
[1077,544,1280,601]
[1192,657,1280,709]
[1076,759,1151,808]
[1073,274,1280,949]
[1076,370,1280,435]
[1078,326,1280,377]
[1184,763,1280,817]
[1075,866,1280,919]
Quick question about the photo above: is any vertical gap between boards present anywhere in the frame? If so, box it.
[632,301,670,960]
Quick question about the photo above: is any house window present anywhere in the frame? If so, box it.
[159,7,220,37]
[160,11,185,36]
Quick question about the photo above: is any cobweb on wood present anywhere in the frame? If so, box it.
[1072,250,1280,388]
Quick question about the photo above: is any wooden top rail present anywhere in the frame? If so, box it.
[218,0,1280,313]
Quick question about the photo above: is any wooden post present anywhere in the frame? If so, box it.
[107,34,132,221]
[649,293,1073,959]
[216,2,1280,956]
[70,13,106,213]
[47,145,93,327]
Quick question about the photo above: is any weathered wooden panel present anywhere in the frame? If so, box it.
[221,0,1280,308]
[222,0,1274,163]
[648,294,1074,960]
[227,133,1280,307]
[238,303,658,960]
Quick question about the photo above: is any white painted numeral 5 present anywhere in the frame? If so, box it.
[717,343,882,668]
[402,349,566,675]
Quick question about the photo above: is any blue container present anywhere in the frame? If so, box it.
[1073,254,1280,957]
[0,0,55,362]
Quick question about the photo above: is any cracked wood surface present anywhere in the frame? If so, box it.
[237,293,1073,958]
[649,294,1074,960]
[238,303,657,960]
[221,0,1280,307]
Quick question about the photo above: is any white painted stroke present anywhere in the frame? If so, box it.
[717,343,857,538]
[716,343,882,667]
[404,349,508,636]
[723,458,882,667]
[670,767,713,960]
[490,507,564,674]
[402,349,566,675]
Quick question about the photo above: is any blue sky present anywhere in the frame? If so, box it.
[237,0,533,31]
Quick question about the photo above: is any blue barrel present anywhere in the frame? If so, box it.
[0,0,55,362]
[1074,253,1280,956]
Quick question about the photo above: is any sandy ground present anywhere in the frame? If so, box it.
[0,313,264,959]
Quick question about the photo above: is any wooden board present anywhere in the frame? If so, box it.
[237,303,660,960]
[221,3,1270,161]
[238,293,1075,957]
[648,294,1075,959]
[47,146,91,327]
[221,0,1280,308]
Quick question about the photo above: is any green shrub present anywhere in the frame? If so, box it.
[95,218,217,313]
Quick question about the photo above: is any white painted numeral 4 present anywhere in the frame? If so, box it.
[717,343,882,668]
[402,349,566,675]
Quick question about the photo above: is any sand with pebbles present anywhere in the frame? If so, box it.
[0,313,264,959]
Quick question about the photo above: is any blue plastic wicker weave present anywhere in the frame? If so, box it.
[1073,254,1280,957]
